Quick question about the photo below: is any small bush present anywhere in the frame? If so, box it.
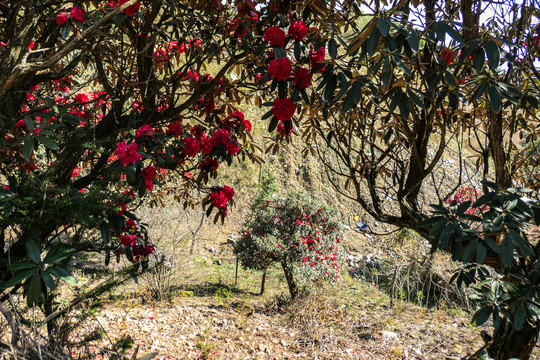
[234,192,345,298]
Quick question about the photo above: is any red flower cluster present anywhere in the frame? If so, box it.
[114,141,143,166]
[113,0,141,16]
[446,184,485,218]
[56,7,85,25]
[166,122,183,137]
[273,97,295,121]
[183,137,201,157]
[310,47,326,72]
[277,120,293,136]
[205,129,241,156]
[288,20,309,41]
[211,186,235,209]
[141,166,156,191]
[135,124,157,139]
[264,26,286,47]
[222,110,251,133]
[268,57,292,82]
[70,7,86,24]
[440,49,454,66]
[292,67,312,89]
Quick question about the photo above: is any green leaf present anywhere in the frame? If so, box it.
[476,242,487,264]
[481,180,501,191]
[36,136,59,150]
[382,56,392,87]
[9,262,37,271]
[473,306,492,326]
[377,18,390,37]
[442,22,464,44]
[268,117,279,133]
[457,200,472,215]
[23,116,35,132]
[463,239,478,263]
[328,38,338,59]
[398,92,410,120]
[341,81,362,114]
[474,48,485,72]
[43,244,73,264]
[27,273,41,307]
[488,85,501,113]
[324,74,337,101]
[22,138,35,159]
[500,235,514,269]
[101,221,111,244]
[3,268,35,289]
[445,71,457,87]
[470,81,489,103]
[41,270,56,290]
[485,40,500,68]
[407,29,419,53]
[513,303,526,331]
[406,88,425,109]
[367,28,380,57]
[509,230,533,257]
[438,224,454,250]
[393,55,411,76]
[26,239,41,264]
[48,266,78,284]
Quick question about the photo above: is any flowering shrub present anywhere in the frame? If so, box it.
[445,184,486,220]
[234,193,344,298]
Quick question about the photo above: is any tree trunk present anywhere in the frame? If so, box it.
[488,318,539,360]
[260,269,267,295]
[281,262,297,299]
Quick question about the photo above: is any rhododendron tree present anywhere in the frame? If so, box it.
[0,0,539,358]
[234,193,344,298]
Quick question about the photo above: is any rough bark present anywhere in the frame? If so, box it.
[489,318,539,360]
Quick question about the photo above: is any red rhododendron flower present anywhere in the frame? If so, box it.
[440,49,454,65]
[199,158,219,171]
[226,139,241,156]
[135,124,157,138]
[74,93,89,103]
[223,110,251,132]
[264,26,286,47]
[310,47,326,72]
[272,98,295,121]
[293,67,312,89]
[222,185,235,200]
[254,73,263,84]
[244,120,252,132]
[120,234,138,247]
[288,20,309,41]
[70,7,85,24]
[210,186,234,208]
[267,57,292,82]
[141,166,156,191]
[183,137,201,157]
[237,0,255,15]
[117,0,141,16]
[56,12,68,25]
[166,122,183,137]
[114,141,143,166]
[154,48,167,62]
[211,191,228,208]
[229,19,247,38]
